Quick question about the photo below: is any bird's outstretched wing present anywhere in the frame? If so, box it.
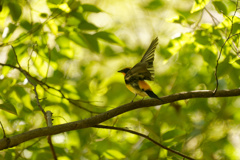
[125,37,158,81]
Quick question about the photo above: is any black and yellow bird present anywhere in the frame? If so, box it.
[118,37,163,102]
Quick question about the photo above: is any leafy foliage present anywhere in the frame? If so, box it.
[0,0,240,159]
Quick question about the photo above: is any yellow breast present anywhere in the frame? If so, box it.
[126,84,148,97]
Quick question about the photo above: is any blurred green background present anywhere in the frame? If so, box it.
[0,0,240,159]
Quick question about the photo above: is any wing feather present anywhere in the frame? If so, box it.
[125,37,158,81]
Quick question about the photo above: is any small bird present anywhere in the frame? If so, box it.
[118,37,163,102]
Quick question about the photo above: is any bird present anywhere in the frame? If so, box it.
[118,37,163,102]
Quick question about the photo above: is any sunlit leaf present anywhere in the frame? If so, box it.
[103,149,126,159]
[191,0,210,13]
[58,3,71,13]
[56,36,70,48]
[48,20,58,35]
[2,23,17,42]
[167,15,186,24]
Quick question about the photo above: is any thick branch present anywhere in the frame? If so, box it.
[0,89,240,150]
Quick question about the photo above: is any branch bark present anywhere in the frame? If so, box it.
[0,88,240,150]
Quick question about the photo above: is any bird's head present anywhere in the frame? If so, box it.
[118,68,131,75]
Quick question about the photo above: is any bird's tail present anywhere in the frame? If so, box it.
[145,90,164,102]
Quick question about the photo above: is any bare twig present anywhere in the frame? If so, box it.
[33,85,46,115]
[94,125,195,160]
[11,46,57,159]
[0,62,97,113]
[11,45,46,115]
[213,0,239,94]
[204,8,220,26]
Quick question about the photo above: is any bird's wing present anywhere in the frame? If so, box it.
[126,37,158,81]
[125,62,151,81]
[140,37,158,80]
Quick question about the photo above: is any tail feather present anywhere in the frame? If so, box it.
[145,90,164,102]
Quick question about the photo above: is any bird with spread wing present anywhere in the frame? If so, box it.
[118,37,163,102]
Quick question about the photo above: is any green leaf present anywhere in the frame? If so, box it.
[47,0,60,5]
[232,22,240,34]
[0,78,14,91]
[191,0,210,13]
[82,4,102,13]
[103,149,126,159]
[8,2,22,21]
[0,102,17,115]
[162,129,185,140]
[229,68,240,86]
[144,0,164,10]
[212,1,228,15]
[94,32,124,46]
[167,15,186,24]
[2,23,17,42]
[20,20,32,31]
[6,49,17,66]
[234,59,240,65]
[68,0,81,11]
[66,16,81,26]
[40,13,48,18]
[201,48,217,67]
[78,21,98,30]
[56,36,70,48]
[68,32,88,48]
[194,30,211,45]
[84,33,99,52]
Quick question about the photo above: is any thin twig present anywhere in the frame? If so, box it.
[0,62,97,113]
[94,125,195,160]
[213,0,239,94]
[14,138,43,159]
[11,46,57,159]
[204,8,220,26]
[27,42,37,72]
[11,45,46,115]
[33,85,46,115]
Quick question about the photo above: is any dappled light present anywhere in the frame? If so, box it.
[0,0,240,159]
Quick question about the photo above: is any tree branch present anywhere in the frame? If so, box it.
[0,88,240,150]
[94,125,195,160]
[0,62,98,114]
